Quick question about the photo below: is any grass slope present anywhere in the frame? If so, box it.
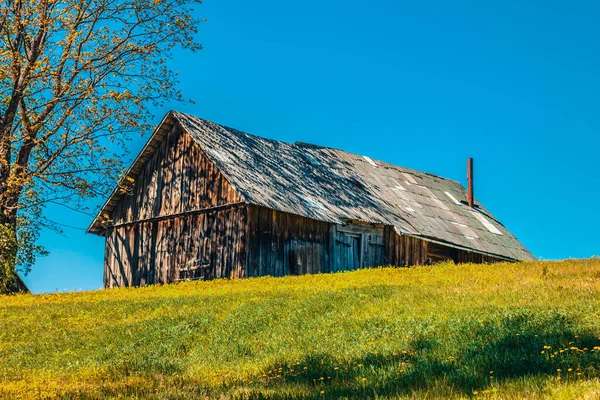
[1,259,600,399]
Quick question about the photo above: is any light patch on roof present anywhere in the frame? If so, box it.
[452,222,479,239]
[390,178,405,190]
[405,207,415,212]
[465,236,478,240]
[432,198,450,211]
[471,211,503,235]
[402,172,418,184]
[303,152,320,166]
[421,187,450,211]
[207,149,230,163]
[390,181,406,192]
[362,156,378,167]
[303,197,326,210]
[444,191,461,205]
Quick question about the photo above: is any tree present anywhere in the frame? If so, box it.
[0,0,203,293]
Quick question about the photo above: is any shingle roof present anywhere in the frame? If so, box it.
[89,111,535,262]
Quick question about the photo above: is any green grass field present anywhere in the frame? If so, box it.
[1,259,600,399]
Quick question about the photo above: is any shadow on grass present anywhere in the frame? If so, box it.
[238,311,600,399]
[51,311,600,399]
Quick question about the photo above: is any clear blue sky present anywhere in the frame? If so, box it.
[23,0,600,293]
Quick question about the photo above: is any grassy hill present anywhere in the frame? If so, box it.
[1,259,600,399]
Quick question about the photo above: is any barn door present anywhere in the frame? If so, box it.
[334,224,385,272]
[364,234,385,267]
[335,232,361,271]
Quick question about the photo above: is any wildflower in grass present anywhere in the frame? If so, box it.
[557,369,561,372]
[568,368,573,372]
[362,377,367,382]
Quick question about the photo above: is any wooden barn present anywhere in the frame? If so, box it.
[88,112,534,288]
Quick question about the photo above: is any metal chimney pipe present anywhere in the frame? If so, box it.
[467,158,474,207]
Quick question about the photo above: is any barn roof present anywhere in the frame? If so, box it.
[89,111,534,262]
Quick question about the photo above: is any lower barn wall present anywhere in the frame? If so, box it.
[247,206,433,276]
[426,241,506,264]
[103,204,506,288]
[383,226,429,266]
[104,205,247,288]
[246,205,332,277]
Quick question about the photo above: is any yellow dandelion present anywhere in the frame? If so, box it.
[557,369,561,372]
[362,377,367,382]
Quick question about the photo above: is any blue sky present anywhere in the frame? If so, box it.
[23,0,600,293]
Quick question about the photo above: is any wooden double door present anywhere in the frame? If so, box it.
[333,223,385,271]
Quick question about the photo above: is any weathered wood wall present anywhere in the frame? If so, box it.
[104,122,246,288]
[110,123,242,226]
[383,226,429,266]
[104,206,247,287]
[247,207,394,277]
[246,205,331,277]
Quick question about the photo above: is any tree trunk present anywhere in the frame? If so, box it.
[0,206,19,294]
